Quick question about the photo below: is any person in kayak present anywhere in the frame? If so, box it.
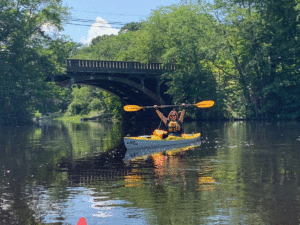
[153,104,186,137]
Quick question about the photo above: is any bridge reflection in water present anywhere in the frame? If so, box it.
[53,59,176,105]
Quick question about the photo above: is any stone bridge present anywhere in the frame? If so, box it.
[53,59,176,105]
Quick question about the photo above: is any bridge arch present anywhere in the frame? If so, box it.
[55,59,175,106]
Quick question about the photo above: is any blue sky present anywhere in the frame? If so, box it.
[61,0,182,44]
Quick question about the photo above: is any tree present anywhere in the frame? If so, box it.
[213,0,300,120]
[129,5,220,119]
[73,34,127,61]
[65,86,92,115]
[0,0,75,125]
[68,1,300,120]
[119,22,143,34]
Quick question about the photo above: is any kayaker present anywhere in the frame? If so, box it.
[153,104,186,137]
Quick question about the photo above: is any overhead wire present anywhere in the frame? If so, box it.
[65,17,127,24]
[65,23,125,29]
[64,21,127,29]
[71,9,148,17]
[62,15,142,29]
[60,9,148,28]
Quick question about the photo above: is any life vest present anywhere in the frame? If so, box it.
[167,120,183,133]
[153,129,168,139]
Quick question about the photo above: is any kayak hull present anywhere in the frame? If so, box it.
[124,133,201,149]
[124,141,201,161]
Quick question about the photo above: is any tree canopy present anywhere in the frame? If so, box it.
[2,0,300,124]
[0,0,78,125]
[67,0,300,120]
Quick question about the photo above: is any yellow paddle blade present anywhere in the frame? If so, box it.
[123,105,144,112]
[195,100,215,108]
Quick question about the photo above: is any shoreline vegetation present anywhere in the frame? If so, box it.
[45,110,116,123]
[32,111,118,123]
[2,0,300,126]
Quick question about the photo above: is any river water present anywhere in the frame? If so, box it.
[1,120,300,225]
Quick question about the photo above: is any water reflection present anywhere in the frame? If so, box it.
[124,141,201,161]
[1,121,300,224]
[0,120,125,224]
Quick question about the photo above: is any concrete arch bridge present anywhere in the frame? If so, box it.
[54,59,176,106]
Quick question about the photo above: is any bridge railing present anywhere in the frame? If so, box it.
[66,59,176,73]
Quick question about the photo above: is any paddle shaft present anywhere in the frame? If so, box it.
[143,104,194,109]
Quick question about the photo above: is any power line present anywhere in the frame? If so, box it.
[66,17,127,25]
[64,21,127,29]
[65,22,124,29]
[71,9,148,17]
[63,16,139,28]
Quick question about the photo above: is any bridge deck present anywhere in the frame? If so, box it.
[66,59,175,74]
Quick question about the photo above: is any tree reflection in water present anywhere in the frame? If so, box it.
[1,121,300,224]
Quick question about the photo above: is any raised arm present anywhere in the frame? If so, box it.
[154,106,167,125]
[179,104,186,123]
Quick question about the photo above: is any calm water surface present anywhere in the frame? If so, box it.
[1,120,300,225]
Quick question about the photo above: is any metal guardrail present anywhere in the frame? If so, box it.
[66,59,176,73]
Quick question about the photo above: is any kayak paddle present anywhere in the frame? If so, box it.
[124,100,215,112]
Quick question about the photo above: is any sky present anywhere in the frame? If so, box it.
[61,0,182,44]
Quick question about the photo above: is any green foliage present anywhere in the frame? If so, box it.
[0,0,77,125]
[65,86,92,116]
[134,5,220,119]
[72,34,129,61]
[34,110,42,119]
[9,0,297,122]
[212,0,300,120]
[119,22,143,33]
[89,98,103,111]
[64,85,123,121]
[102,92,124,121]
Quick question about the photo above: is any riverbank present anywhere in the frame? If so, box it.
[53,110,116,123]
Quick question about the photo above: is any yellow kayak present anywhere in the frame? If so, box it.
[124,130,201,149]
